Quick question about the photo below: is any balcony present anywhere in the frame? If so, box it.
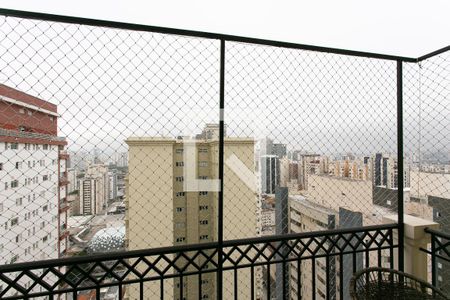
[59,198,70,213]
[0,8,449,300]
[59,173,69,186]
[59,229,69,241]
[59,150,69,160]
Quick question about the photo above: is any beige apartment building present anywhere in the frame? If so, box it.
[125,135,256,300]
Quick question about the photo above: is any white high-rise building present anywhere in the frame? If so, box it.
[0,84,69,295]
[80,164,109,215]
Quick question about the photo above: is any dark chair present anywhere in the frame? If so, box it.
[350,267,449,300]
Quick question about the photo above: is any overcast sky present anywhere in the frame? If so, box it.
[1,0,449,58]
[0,0,448,158]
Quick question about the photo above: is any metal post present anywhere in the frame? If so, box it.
[431,233,436,287]
[397,60,405,272]
[217,38,225,300]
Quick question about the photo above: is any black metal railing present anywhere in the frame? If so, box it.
[0,7,448,300]
[0,224,397,299]
[421,228,450,294]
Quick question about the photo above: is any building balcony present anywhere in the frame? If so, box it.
[59,198,70,213]
[59,150,69,160]
[0,7,448,300]
[59,174,69,186]
[0,221,448,299]
[59,229,69,241]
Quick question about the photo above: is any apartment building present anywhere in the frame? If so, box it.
[289,196,337,300]
[299,154,328,190]
[125,134,256,300]
[373,153,410,189]
[0,84,69,294]
[108,169,118,200]
[328,158,371,181]
[260,155,280,194]
[79,164,109,215]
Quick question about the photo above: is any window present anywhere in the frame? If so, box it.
[11,180,18,188]
[175,148,183,154]
[175,161,184,167]
[10,143,18,150]
[176,207,184,212]
[42,236,48,242]
[176,237,186,242]
[199,220,208,225]
[16,198,22,206]
[175,176,184,182]
[199,148,208,153]
[4,182,8,190]
[40,160,45,167]
[176,192,185,197]
[40,221,46,229]
[15,234,22,243]
[199,205,208,211]
[27,110,32,116]
[200,235,208,240]
[11,217,19,227]
[43,144,49,150]
[43,175,48,181]
[42,205,48,212]
[199,161,208,167]
[175,222,185,229]
[15,162,21,169]
[199,191,208,196]
[199,176,208,180]
[0,162,3,170]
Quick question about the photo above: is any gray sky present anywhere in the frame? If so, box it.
[1,0,449,58]
[0,1,448,158]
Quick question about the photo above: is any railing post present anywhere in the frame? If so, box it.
[396,60,405,272]
[217,38,225,300]
[430,232,437,287]
[383,215,439,281]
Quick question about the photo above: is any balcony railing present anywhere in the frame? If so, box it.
[421,228,450,293]
[0,224,397,299]
[0,7,448,300]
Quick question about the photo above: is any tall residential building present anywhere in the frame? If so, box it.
[67,167,78,193]
[299,154,328,190]
[261,155,280,194]
[125,134,256,300]
[272,143,287,158]
[328,158,371,181]
[110,152,128,167]
[79,164,109,215]
[0,84,69,294]
[108,169,118,200]
[373,153,410,189]
[289,196,336,300]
